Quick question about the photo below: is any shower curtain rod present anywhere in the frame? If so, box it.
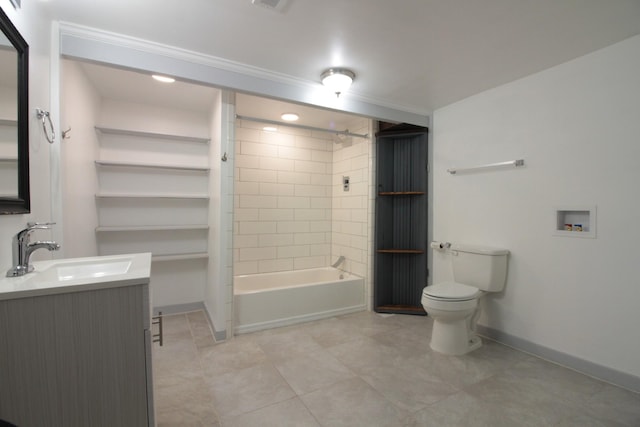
[235,114,369,139]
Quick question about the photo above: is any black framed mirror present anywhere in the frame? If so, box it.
[0,6,29,214]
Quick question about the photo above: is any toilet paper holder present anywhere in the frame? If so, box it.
[430,241,451,251]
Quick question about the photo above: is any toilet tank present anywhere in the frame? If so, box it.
[451,244,509,292]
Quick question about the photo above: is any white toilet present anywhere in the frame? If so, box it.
[421,244,509,355]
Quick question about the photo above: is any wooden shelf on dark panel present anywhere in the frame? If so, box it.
[376,305,426,315]
[378,191,425,196]
[377,249,424,254]
[374,122,429,315]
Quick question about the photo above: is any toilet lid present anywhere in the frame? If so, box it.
[423,282,481,301]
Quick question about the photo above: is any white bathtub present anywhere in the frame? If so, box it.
[234,267,365,334]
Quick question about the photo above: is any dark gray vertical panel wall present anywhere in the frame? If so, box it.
[374,125,428,314]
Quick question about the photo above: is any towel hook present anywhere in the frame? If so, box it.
[36,108,55,144]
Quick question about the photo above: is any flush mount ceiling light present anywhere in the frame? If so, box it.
[152,74,175,83]
[321,68,355,97]
[281,113,299,121]
[251,0,289,12]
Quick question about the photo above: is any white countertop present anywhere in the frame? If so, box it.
[0,253,152,301]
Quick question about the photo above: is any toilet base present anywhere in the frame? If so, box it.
[430,318,483,355]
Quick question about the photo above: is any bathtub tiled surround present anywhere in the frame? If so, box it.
[233,118,375,287]
[153,311,640,426]
[233,117,377,320]
[331,118,373,281]
[234,120,335,275]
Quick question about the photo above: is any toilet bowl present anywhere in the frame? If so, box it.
[422,282,483,355]
[421,244,509,355]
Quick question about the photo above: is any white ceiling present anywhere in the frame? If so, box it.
[77,62,219,112]
[235,93,365,131]
[48,0,640,118]
[75,61,362,130]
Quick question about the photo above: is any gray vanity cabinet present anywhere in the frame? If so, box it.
[0,283,154,426]
[374,124,429,314]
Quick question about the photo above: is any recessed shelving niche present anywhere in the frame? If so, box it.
[554,206,596,238]
[94,125,212,264]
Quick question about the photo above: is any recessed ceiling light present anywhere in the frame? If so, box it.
[152,75,175,83]
[281,113,299,122]
[263,126,278,132]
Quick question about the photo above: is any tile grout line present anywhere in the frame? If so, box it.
[185,312,223,426]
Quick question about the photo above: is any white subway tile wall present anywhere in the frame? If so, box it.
[331,118,373,291]
[234,120,335,274]
[233,117,375,308]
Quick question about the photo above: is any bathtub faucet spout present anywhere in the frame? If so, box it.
[331,256,345,268]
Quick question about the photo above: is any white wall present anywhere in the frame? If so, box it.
[0,79,16,119]
[432,35,640,379]
[0,83,18,196]
[60,64,216,308]
[60,60,100,257]
[205,89,235,338]
[0,2,54,269]
[220,92,236,337]
[59,59,232,337]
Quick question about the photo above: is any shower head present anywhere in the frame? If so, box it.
[333,133,351,144]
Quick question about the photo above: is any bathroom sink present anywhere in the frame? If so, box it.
[0,253,152,300]
[37,258,132,282]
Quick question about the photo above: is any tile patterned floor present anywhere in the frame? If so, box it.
[152,311,640,427]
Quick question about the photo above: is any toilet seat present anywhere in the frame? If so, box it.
[423,281,481,301]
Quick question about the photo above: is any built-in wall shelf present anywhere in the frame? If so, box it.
[0,157,17,162]
[378,191,425,196]
[95,126,210,144]
[152,253,209,262]
[554,206,596,238]
[95,160,210,172]
[95,193,209,200]
[0,119,17,126]
[374,124,429,315]
[377,249,425,254]
[96,225,209,232]
[69,99,214,310]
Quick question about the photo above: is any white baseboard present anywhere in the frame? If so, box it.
[234,304,366,335]
[476,325,640,393]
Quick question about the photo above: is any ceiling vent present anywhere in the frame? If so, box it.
[252,0,289,12]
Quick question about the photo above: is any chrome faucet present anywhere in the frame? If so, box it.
[331,256,346,269]
[6,222,60,277]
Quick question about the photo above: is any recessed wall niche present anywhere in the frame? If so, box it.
[554,206,596,238]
